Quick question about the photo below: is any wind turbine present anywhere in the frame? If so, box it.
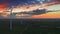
[9,6,15,31]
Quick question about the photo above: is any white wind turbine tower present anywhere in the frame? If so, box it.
[9,6,15,31]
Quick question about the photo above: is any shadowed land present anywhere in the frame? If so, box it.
[0,19,60,34]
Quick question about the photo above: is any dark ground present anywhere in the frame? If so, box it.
[0,19,60,34]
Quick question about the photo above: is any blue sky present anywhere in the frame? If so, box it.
[0,0,52,6]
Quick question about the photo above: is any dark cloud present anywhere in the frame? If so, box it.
[0,0,8,4]
[52,0,60,2]
[0,0,60,7]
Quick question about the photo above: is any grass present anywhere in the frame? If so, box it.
[0,19,60,34]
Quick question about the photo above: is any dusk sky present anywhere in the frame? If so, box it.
[0,0,60,7]
[0,0,52,6]
[0,0,60,18]
[0,0,52,12]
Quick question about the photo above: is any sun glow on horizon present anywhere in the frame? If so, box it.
[0,1,60,18]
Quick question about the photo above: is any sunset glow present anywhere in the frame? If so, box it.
[0,0,60,18]
[30,11,60,18]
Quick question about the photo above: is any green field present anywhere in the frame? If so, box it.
[0,19,60,34]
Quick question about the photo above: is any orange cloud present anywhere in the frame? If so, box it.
[0,3,8,13]
[30,12,60,18]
